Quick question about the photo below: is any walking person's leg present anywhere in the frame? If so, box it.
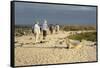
[50,29,52,34]
[35,33,38,43]
[34,33,37,43]
[43,30,45,40]
[43,30,47,40]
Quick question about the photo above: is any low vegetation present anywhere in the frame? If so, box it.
[68,32,97,42]
[15,25,32,37]
[61,25,96,31]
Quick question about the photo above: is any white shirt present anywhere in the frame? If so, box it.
[33,24,40,34]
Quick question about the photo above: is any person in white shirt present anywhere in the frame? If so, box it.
[55,24,60,33]
[32,21,40,43]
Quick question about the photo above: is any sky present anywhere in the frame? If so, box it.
[15,2,97,25]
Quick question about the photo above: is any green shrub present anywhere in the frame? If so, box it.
[68,32,97,42]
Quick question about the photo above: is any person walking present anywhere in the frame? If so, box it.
[55,24,60,33]
[32,21,40,43]
[49,24,54,34]
[42,19,48,40]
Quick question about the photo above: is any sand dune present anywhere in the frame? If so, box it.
[15,31,97,66]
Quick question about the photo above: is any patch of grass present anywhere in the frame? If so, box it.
[68,32,97,42]
[61,25,96,31]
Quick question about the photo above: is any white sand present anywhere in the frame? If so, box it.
[15,31,97,66]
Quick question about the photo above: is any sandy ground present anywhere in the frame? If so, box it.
[15,31,97,66]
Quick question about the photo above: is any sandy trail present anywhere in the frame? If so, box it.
[15,30,97,66]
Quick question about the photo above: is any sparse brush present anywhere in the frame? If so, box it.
[15,25,32,36]
[68,32,97,42]
[61,25,96,31]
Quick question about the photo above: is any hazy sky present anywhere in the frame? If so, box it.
[15,2,97,25]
